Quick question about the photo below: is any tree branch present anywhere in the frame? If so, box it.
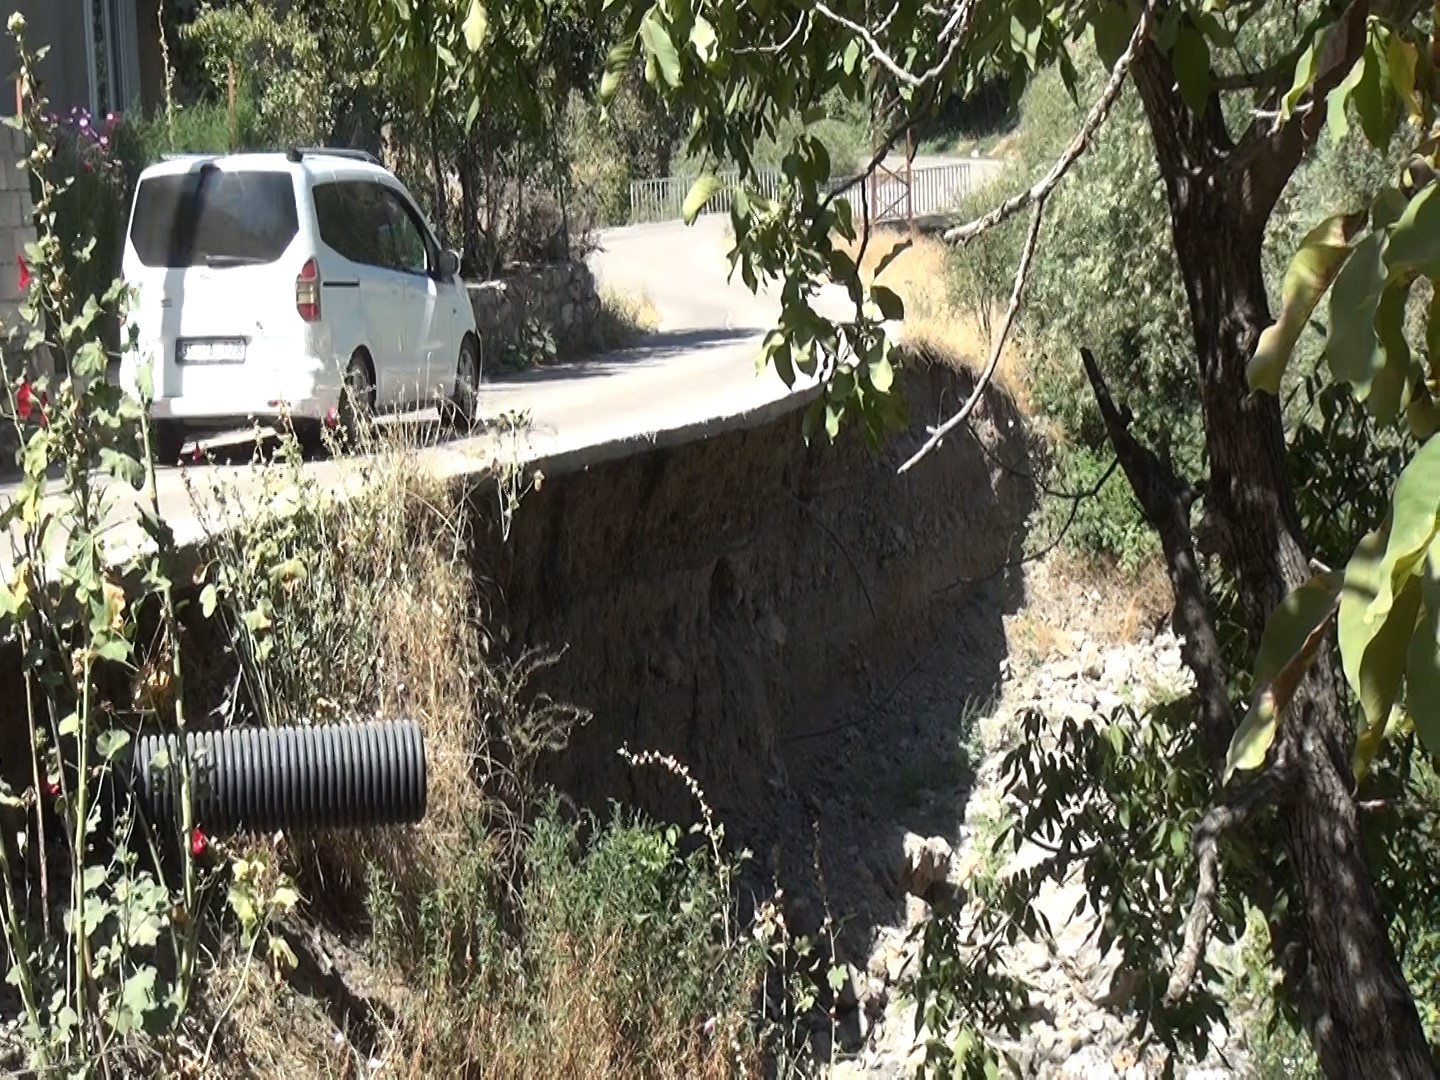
[813,0,978,90]
[1231,0,1373,225]
[898,199,1045,474]
[1165,769,1288,1004]
[1079,348,1234,770]
[942,0,1158,245]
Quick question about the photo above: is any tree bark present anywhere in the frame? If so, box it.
[1123,42,1435,1078]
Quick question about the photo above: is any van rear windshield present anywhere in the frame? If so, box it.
[129,168,299,268]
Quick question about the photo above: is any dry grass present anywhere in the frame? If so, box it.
[597,285,662,350]
[837,228,1032,412]
[1004,549,1172,671]
[185,423,755,1079]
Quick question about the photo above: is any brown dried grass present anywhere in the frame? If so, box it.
[837,227,1031,412]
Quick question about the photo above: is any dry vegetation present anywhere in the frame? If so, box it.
[597,285,663,349]
[837,227,1031,413]
[176,425,773,1078]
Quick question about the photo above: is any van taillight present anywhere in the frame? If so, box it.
[296,258,320,322]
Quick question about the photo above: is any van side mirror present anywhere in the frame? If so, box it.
[437,249,461,279]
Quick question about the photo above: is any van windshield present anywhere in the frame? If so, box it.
[129,167,299,268]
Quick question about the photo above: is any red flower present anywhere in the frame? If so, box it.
[16,254,29,293]
[44,777,60,798]
[15,380,32,421]
[190,827,208,858]
[190,445,203,464]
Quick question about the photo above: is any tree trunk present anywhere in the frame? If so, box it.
[1125,47,1435,1078]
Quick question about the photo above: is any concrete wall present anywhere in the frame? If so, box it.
[466,261,602,366]
[0,0,156,120]
[0,123,34,351]
[1,0,94,118]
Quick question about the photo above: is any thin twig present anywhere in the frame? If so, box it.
[942,0,1158,245]
[899,199,1045,474]
[933,455,1121,593]
[814,0,977,89]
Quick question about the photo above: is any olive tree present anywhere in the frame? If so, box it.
[422,0,1440,1072]
[589,1,1440,1075]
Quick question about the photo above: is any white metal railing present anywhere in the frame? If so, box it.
[627,159,1004,225]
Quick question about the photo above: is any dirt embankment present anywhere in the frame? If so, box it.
[474,361,1035,826]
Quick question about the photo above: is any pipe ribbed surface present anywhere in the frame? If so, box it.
[131,719,427,834]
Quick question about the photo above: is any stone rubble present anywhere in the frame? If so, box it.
[830,629,1253,1079]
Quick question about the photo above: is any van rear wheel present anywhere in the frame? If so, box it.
[337,355,375,449]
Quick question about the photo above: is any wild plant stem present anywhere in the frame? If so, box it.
[0,822,46,1068]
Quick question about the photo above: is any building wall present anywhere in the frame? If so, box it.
[0,121,34,357]
[0,0,94,118]
[0,0,153,119]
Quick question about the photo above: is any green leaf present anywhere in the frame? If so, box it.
[1386,33,1421,119]
[640,13,682,88]
[1248,213,1365,394]
[1340,523,1428,733]
[869,355,895,394]
[96,638,130,664]
[200,584,218,619]
[1368,435,1440,624]
[1407,540,1440,754]
[1355,705,1410,785]
[689,15,717,63]
[1091,7,1133,68]
[99,448,145,489]
[1326,232,1386,401]
[1172,27,1212,115]
[1353,36,1399,148]
[95,729,131,761]
[462,0,488,51]
[600,40,635,103]
[1325,54,1367,144]
[1226,572,1341,783]
[1386,185,1440,278]
[1368,280,1413,425]
[682,174,724,224]
[1254,572,1344,685]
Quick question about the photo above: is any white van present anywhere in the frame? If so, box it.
[118,148,481,461]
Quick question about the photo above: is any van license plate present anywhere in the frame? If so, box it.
[178,338,246,364]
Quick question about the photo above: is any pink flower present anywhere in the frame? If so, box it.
[190,827,208,857]
[16,254,29,292]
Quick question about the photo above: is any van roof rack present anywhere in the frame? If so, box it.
[285,147,381,166]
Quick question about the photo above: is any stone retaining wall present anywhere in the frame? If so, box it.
[465,261,602,367]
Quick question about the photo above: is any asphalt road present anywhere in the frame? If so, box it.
[1,147,1004,571]
[0,214,837,572]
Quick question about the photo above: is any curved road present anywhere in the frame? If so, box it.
[0,215,835,570]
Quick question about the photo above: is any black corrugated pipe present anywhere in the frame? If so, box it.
[131,719,427,835]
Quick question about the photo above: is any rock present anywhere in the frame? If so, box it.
[901,833,953,898]
[1050,658,1080,682]
[757,611,788,647]
[905,894,932,929]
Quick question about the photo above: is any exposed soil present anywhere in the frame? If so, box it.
[472,358,1035,960]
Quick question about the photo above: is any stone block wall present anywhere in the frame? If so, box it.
[466,260,603,367]
[0,125,34,349]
